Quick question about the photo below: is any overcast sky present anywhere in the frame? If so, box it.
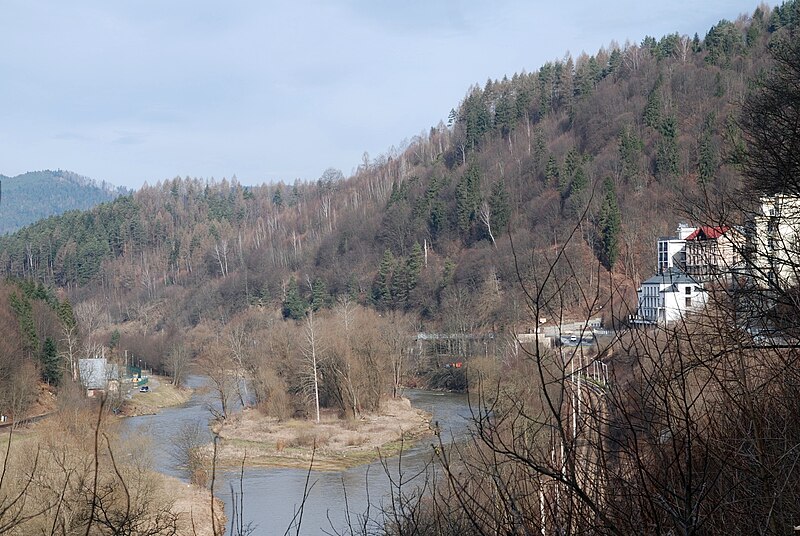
[0,1,760,189]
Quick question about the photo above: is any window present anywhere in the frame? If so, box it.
[686,297,692,307]
[685,286,691,295]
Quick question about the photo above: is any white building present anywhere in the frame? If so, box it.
[657,223,696,273]
[750,195,800,289]
[633,269,706,325]
[78,358,120,397]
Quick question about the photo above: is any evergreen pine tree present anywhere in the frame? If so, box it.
[563,148,580,178]
[607,49,622,75]
[515,86,532,120]
[564,164,589,218]
[643,79,663,129]
[455,165,482,234]
[282,277,307,320]
[391,263,409,304]
[109,329,121,350]
[538,62,554,115]
[404,242,424,306]
[8,292,38,358]
[428,200,446,241]
[272,186,283,208]
[597,177,622,270]
[463,89,491,151]
[494,90,515,138]
[489,180,511,233]
[692,33,701,52]
[575,58,595,98]
[655,114,680,181]
[372,250,395,308]
[347,274,359,301]
[58,299,77,332]
[571,166,588,196]
[619,126,644,184]
[447,108,458,127]
[311,277,329,311]
[41,337,61,385]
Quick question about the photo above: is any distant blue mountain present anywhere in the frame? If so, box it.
[0,170,127,235]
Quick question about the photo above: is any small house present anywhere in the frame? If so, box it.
[78,358,120,397]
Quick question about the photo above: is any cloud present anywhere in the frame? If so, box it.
[112,132,147,146]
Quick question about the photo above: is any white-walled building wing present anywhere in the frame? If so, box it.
[750,195,800,289]
[657,223,696,273]
[634,269,706,324]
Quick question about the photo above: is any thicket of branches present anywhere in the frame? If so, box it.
[0,401,193,535]
[357,11,800,535]
[194,304,413,422]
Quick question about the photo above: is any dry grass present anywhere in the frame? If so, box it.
[163,475,226,536]
[344,433,368,447]
[0,410,220,535]
[213,396,432,470]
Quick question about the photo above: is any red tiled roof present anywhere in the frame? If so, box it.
[685,225,730,241]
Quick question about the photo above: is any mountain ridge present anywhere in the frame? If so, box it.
[0,169,127,235]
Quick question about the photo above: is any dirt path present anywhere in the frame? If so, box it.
[121,375,193,416]
[213,397,432,471]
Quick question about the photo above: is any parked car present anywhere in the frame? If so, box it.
[139,385,150,393]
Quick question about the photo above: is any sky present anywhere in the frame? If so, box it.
[0,0,761,190]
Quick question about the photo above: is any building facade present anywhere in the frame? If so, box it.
[634,269,706,324]
[657,223,696,273]
[78,358,120,397]
[684,226,745,277]
[749,195,800,289]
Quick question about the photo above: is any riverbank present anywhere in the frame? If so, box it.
[212,397,433,471]
[163,474,226,536]
[121,375,193,416]
[0,417,223,536]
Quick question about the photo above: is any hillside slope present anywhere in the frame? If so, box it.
[0,2,795,340]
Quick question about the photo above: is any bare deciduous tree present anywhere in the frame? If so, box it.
[198,338,236,421]
[303,311,322,424]
[479,201,495,247]
[165,342,190,387]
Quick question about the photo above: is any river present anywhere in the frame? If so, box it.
[120,376,473,535]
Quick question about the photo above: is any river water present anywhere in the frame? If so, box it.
[120,376,472,535]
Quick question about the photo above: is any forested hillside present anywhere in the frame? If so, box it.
[0,2,796,352]
[0,278,75,419]
[0,170,126,235]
